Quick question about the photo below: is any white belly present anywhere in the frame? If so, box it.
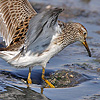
[0,43,62,68]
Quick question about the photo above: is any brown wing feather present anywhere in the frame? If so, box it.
[0,0,37,50]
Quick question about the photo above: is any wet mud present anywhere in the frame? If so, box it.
[45,70,91,88]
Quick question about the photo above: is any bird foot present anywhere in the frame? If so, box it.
[42,77,55,88]
[27,78,32,84]
[42,68,55,88]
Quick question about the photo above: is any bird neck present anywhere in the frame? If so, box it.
[56,32,77,48]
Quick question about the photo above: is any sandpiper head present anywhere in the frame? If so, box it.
[59,22,91,57]
[68,22,91,57]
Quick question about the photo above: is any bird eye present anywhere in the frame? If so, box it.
[84,32,86,35]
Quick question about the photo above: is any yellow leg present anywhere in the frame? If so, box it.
[27,67,32,87]
[42,67,55,88]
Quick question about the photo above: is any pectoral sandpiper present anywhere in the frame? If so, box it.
[0,0,91,88]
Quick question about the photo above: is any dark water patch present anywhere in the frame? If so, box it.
[83,94,100,100]
[0,69,54,85]
[95,31,100,35]
[63,63,100,76]
[0,41,6,48]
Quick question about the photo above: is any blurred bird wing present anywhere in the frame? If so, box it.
[25,8,63,54]
[0,0,37,46]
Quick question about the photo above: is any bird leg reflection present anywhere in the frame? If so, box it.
[41,87,44,94]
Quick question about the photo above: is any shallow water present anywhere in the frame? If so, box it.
[29,0,100,12]
[0,0,100,100]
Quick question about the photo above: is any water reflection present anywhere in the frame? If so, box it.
[0,69,51,99]
[0,86,50,100]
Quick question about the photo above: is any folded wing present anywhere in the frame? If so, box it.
[25,8,63,54]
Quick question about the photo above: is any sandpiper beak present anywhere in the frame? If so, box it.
[82,40,91,57]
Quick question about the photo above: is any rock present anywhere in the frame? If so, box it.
[45,70,91,88]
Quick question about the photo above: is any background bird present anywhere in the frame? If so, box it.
[0,0,91,88]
